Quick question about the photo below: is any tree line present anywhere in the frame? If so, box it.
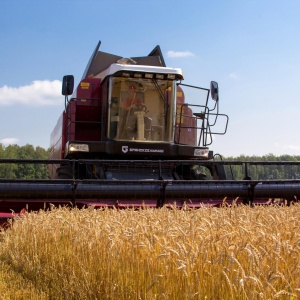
[0,143,50,179]
[1,143,300,180]
[220,153,300,180]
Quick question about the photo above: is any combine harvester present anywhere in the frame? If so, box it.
[0,41,300,223]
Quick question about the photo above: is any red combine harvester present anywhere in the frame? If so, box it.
[0,41,300,223]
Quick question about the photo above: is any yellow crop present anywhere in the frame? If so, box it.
[0,204,299,299]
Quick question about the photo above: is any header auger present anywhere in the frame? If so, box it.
[0,41,299,223]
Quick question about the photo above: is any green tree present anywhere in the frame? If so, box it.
[0,144,50,179]
[1,144,20,179]
[34,146,51,179]
[16,144,36,179]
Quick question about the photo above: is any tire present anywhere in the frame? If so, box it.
[56,164,73,179]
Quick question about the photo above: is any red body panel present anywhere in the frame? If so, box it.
[77,78,102,99]
[66,100,102,142]
[50,112,66,159]
[66,78,102,143]
[49,78,102,161]
[49,112,67,178]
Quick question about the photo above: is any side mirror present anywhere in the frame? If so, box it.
[62,75,74,96]
[210,81,219,101]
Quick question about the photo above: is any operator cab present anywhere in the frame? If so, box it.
[92,62,184,145]
[107,76,176,143]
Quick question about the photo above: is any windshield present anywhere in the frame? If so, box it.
[108,77,176,142]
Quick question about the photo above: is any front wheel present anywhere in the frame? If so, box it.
[175,165,207,180]
[56,164,73,179]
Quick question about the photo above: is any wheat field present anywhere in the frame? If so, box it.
[0,204,299,299]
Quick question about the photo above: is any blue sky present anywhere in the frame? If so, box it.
[0,0,299,157]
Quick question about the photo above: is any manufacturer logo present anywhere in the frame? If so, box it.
[122,146,128,153]
[121,145,164,154]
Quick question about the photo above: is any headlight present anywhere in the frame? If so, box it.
[194,149,209,157]
[69,143,89,152]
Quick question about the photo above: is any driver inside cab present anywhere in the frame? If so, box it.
[119,83,149,140]
[121,84,144,110]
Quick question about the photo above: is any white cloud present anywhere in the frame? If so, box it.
[0,80,62,106]
[229,72,240,80]
[167,51,195,58]
[0,137,20,145]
